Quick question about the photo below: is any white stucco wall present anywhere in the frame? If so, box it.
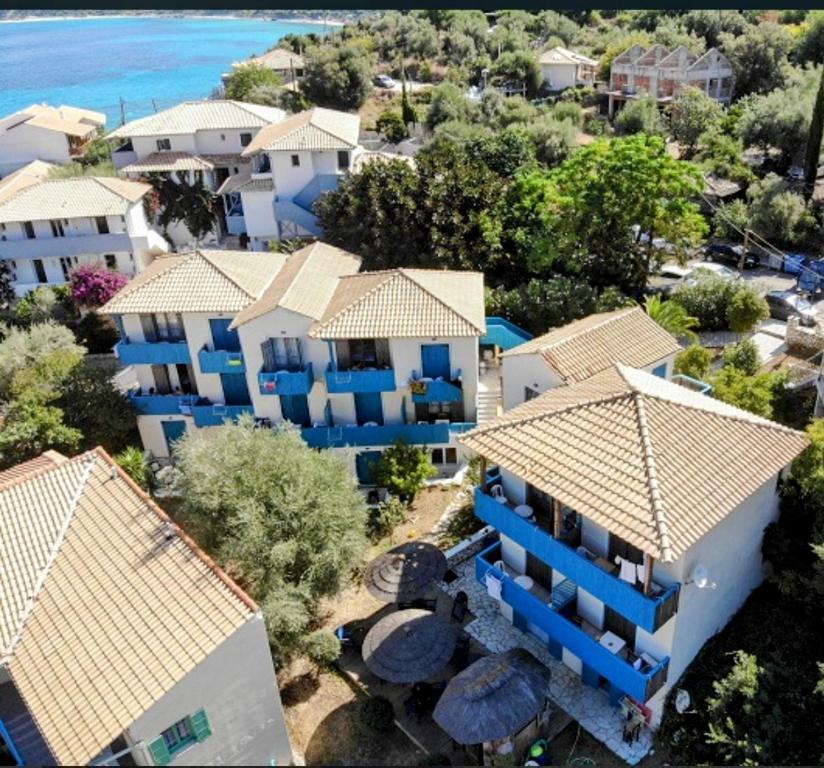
[0,124,72,173]
[541,63,577,90]
[128,614,292,766]
[241,189,278,248]
[137,415,193,459]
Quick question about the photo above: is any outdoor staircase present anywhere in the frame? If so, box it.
[477,388,501,424]
[3,711,53,764]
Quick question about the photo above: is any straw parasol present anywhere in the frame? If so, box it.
[362,609,456,683]
[364,540,447,603]
[433,649,551,744]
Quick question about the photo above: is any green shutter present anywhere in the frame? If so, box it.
[189,709,212,743]
[149,737,171,766]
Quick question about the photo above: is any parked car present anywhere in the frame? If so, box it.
[765,289,817,326]
[704,243,759,269]
[646,264,690,296]
[684,263,739,283]
[374,74,396,89]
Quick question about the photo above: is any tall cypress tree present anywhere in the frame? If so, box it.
[803,65,824,200]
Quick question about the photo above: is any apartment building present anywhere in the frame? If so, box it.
[0,104,105,177]
[0,176,169,296]
[101,243,483,482]
[0,448,293,766]
[607,44,734,117]
[107,100,286,244]
[460,364,808,727]
[538,47,598,91]
[237,108,363,247]
[500,307,681,411]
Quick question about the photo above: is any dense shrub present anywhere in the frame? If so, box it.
[70,264,129,308]
[367,496,408,541]
[359,696,395,732]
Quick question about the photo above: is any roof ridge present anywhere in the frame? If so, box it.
[196,250,259,300]
[632,392,673,563]
[315,270,397,330]
[540,307,639,353]
[400,269,485,333]
[108,251,195,303]
[3,452,98,661]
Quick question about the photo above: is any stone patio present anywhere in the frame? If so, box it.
[439,549,655,765]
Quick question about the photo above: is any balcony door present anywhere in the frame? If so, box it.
[421,344,450,379]
[151,365,172,395]
[279,394,311,427]
[220,373,250,405]
[209,318,241,352]
[261,337,302,372]
[354,392,384,425]
[162,420,187,453]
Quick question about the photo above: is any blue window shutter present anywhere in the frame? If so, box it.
[149,737,171,766]
[189,709,212,743]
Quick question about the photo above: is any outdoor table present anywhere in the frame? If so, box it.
[514,574,534,591]
[599,630,626,655]
[514,504,534,519]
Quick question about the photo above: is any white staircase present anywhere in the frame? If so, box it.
[477,387,501,424]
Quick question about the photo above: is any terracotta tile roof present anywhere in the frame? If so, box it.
[502,307,680,383]
[0,448,256,766]
[309,268,486,339]
[121,151,215,173]
[460,365,808,563]
[0,177,150,224]
[237,48,306,71]
[242,107,360,154]
[3,104,105,138]
[539,46,597,66]
[101,249,284,315]
[0,160,57,205]
[231,242,361,328]
[106,100,285,139]
[0,450,66,486]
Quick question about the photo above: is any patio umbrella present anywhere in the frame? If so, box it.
[365,541,447,603]
[362,609,456,683]
[433,649,551,745]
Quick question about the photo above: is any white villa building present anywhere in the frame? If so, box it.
[607,44,734,117]
[106,100,286,244]
[0,448,293,766]
[223,47,306,88]
[236,108,363,247]
[0,176,169,297]
[101,243,484,482]
[0,104,106,177]
[500,307,681,411]
[461,364,808,735]
[538,47,598,91]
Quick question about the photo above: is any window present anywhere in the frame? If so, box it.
[59,257,75,281]
[524,386,540,402]
[162,718,194,754]
[140,312,186,343]
[337,150,350,170]
[431,448,444,464]
[149,709,212,766]
[349,338,377,366]
[291,154,300,167]
[445,447,457,464]
[431,448,458,465]
[95,216,109,235]
[33,259,47,284]
[220,133,226,141]
[156,138,172,151]
[240,132,252,147]
[261,337,303,371]
[651,363,667,379]
[49,220,65,237]
[23,221,35,239]
[104,254,117,270]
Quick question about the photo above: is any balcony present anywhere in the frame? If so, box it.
[325,364,396,394]
[475,487,679,634]
[476,542,670,704]
[199,346,245,374]
[129,393,198,416]
[301,421,475,449]
[410,371,463,403]
[190,403,254,427]
[116,339,191,366]
[258,363,314,396]
[4,232,134,259]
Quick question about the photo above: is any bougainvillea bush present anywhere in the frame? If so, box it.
[70,264,129,308]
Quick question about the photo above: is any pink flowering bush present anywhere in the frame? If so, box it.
[70,264,129,308]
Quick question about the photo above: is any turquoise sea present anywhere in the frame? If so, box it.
[0,16,327,124]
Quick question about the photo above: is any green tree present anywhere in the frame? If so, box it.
[670,86,724,157]
[615,95,669,138]
[727,286,769,334]
[372,439,436,501]
[803,64,824,200]
[0,263,13,312]
[302,630,341,674]
[13,285,75,327]
[723,338,761,375]
[682,9,748,48]
[375,110,407,143]
[746,174,819,246]
[223,63,283,101]
[720,23,793,97]
[171,418,367,661]
[710,366,785,418]
[302,44,374,110]
[795,10,824,65]
[672,273,737,330]
[698,128,753,184]
[426,83,471,129]
[644,295,698,342]
[674,344,713,380]
[154,176,218,242]
[489,50,543,99]
[526,115,577,167]
[712,199,750,241]
[0,393,82,469]
[115,445,152,490]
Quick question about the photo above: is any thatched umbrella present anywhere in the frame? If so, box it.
[433,649,551,744]
[362,609,456,683]
[365,541,447,603]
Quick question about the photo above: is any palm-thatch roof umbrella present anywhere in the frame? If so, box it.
[433,649,551,745]
[365,541,447,603]
[362,609,456,683]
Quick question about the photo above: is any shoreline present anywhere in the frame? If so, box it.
[0,14,344,26]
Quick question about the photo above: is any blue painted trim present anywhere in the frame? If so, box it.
[191,404,254,427]
[475,488,679,634]
[130,394,197,416]
[410,374,463,403]
[258,364,314,396]
[301,422,476,449]
[116,340,191,365]
[198,347,246,374]
[475,543,670,703]
[0,719,23,766]
[325,364,396,393]
[671,373,713,395]
[481,316,534,350]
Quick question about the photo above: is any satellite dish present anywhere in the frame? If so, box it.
[675,689,691,714]
[690,564,709,589]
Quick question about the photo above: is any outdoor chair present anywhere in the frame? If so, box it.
[451,591,469,623]
[451,633,471,670]
[398,597,438,612]
[335,623,364,651]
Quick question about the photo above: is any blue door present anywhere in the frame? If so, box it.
[209,318,241,352]
[220,373,251,405]
[652,363,667,379]
[421,344,450,379]
[162,420,187,454]
[354,392,384,425]
[356,451,383,485]
[280,394,311,426]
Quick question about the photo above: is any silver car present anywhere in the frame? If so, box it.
[765,290,817,326]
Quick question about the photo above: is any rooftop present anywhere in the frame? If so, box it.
[502,307,680,383]
[106,100,285,139]
[0,159,57,205]
[1,103,105,138]
[459,364,808,562]
[0,448,256,765]
[538,47,597,66]
[235,47,306,71]
[242,107,360,154]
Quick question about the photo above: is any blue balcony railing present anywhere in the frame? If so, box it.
[325,365,396,393]
[301,421,475,449]
[116,339,191,365]
[191,404,254,427]
[258,364,314,396]
[410,370,463,403]
[476,542,670,704]
[475,488,679,633]
[198,347,245,374]
[129,393,198,416]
